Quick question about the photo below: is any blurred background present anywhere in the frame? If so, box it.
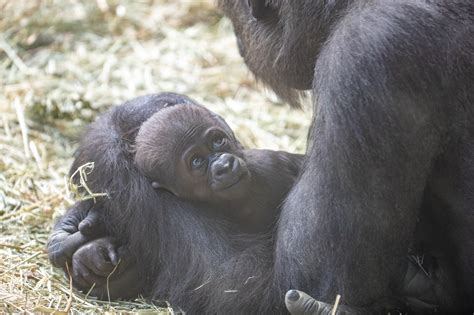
[0,0,310,312]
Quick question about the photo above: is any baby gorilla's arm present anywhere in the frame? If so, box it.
[47,201,105,270]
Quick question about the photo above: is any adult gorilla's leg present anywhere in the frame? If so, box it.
[284,257,444,315]
[275,4,448,309]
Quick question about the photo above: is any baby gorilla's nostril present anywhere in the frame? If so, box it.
[227,156,235,169]
[216,162,229,175]
[215,155,235,177]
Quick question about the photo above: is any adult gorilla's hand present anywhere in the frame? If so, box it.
[71,237,143,300]
[47,201,105,269]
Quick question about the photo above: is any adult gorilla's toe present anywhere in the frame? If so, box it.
[285,290,336,315]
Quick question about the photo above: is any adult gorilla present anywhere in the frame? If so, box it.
[218,0,473,312]
[50,1,474,314]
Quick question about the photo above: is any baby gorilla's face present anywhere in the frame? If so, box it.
[135,104,251,205]
[173,125,251,202]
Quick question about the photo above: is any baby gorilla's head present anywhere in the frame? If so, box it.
[134,104,250,204]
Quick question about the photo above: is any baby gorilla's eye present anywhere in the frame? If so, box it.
[212,136,227,150]
[191,155,205,169]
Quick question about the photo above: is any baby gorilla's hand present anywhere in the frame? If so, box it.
[71,237,142,299]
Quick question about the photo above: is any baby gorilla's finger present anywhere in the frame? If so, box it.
[285,290,337,315]
[78,209,105,237]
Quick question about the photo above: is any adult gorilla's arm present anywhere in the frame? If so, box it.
[47,93,197,296]
[47,201,142,298]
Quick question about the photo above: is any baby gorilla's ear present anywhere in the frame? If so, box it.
[151,181,178,197]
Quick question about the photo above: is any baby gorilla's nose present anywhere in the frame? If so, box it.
[214,154,235,176]
[213,154,237,177]
[211,154,243,191]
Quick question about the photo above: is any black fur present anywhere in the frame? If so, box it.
[48,0,474,313]
[49,92,461,314]
[219,0,474,312]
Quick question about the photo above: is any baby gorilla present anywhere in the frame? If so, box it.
[134,103,302,233]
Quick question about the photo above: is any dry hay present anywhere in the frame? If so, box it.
[0,0,311,313]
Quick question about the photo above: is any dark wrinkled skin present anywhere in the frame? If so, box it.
[49,0,474,312]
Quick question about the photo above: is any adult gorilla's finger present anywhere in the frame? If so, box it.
[83,263,143,300]
[48,231,89,267]
[86,252,116,277]
[72,238,118,277]
[78,209,105,237]
[86,243,117,276]
[114,244,137,270]
[285,290,337,315]
[104,239,119,266]
[86,237,120,272]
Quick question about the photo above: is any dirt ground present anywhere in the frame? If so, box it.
[0,0,311,312]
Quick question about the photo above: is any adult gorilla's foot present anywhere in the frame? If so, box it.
[285,290,355,315]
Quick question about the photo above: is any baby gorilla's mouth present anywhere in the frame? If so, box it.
[211,169,244,191]
[219,172,244,190]
[211,174,249,194]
